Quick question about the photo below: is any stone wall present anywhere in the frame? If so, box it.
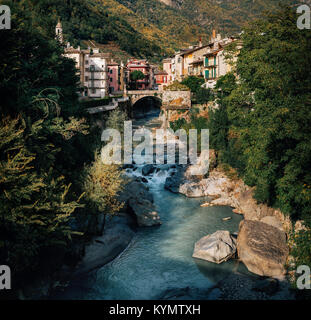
[162,90,191,109]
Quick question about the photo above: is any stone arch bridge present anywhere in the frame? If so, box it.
[127,90,191,110]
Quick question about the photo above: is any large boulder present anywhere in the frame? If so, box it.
[119,180,161,227]
[179,181,207,197]
[164,166,188,193]
[73,215,135,277]
[128,197,161,227]
[192,231,237,264]
[237,220,289,277]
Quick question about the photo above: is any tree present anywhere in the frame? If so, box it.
[130,70,146,90]
[181,76,204,93]
[0,1,124,294]
[207,6,311,272]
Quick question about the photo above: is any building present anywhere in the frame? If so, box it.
[164,30,240,89]
[162,58,173,85]
[63,43,89,92]
[55,19,63,43]
[169,39,209,81]
[154,70,168,90]
[57,20,110,98]
[126,59,155,90]
[64,46,110,98]
[203,31,238,88]
[171,50,186,82]
[107,60,121,94]
[180,41,210,78]
[84,50,110,98]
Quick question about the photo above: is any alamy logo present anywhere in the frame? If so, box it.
[296,265,311,289]
[0,5,11,30]
[0,265,11,290]
[297,4,311,29]
[101,121,210,176]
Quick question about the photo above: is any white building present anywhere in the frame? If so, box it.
[84,50,109,98]
[202,32,240,89]
[56,20,110,98]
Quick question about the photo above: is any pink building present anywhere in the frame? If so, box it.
[154,70,168,90]
[126,59,154,90]
[107,61,120,93]
[162,58,173,85]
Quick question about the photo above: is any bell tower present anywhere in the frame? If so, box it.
[55,18,63,43]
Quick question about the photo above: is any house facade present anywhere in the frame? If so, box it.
[107,60,120,93]
[58,20,110,98]
[203,35,238,88]
[162,58,173,85]
[126,59,155,90]
[154,70,168,90]
[84,51,110,98]
[163,30,239,89]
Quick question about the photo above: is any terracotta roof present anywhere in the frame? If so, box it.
[179,45,209,56]
[154,70,168,75]
[203,49,222,57]
[90,53,111,58]
[189,59,204,65]
[108,61,119,66]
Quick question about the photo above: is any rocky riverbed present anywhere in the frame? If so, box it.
[163,158,294,281]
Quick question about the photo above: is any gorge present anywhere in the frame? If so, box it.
[50,105,294,300]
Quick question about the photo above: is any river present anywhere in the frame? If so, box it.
[55,109,251,300]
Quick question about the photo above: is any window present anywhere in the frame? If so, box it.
[110,70,113,74]
[110,78,113,82]
[205,70,209,79]
[214,56,217,65]
[92,88,96,94]
[85,76,89,81]
[85,60,89,65]
[205,57,209,66]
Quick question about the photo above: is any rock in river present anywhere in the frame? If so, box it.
[119,180,161,227]
[142,164,155,176]
[237,220,289,277]
[192,230,237,264]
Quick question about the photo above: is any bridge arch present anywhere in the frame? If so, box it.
[131,95,162,119]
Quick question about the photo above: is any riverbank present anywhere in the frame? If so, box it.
[46,160,296,300]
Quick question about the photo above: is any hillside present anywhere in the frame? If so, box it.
[25,0,168,61]
[166,0,297,34]
[24,0,297,63]
[111,0,296,43]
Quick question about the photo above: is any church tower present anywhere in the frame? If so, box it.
[55,19,63,43]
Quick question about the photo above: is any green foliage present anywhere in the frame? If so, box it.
[181,76,204,93]
[196,87,213,104]
[170,108,209,152]
[130,70,145,89]
[83,152,124,215]
[30,0,164,59]
[0,115,85,275]
[130,70,145,81]
[80,97,112,109]
[164,81,190,91]
[181,76,213,104]
[169,118,187,132]
[291,230,311,271]
[105,109,129,133]
[0,1,124,292]
[207,6,311,269]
